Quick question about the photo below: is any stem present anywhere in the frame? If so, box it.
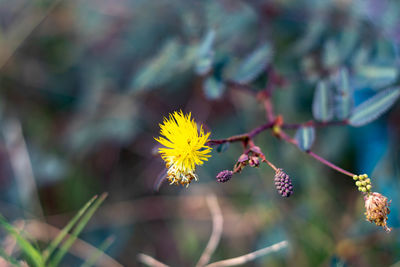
[263,97,275,123]
[207,122,274,146]
[262,159,278,172]
[248,122,274,139]
[307,151,355,177]
[282,120,349,129]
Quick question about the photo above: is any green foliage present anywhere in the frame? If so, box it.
[349,87,400,126]
[42,195,99,261]
[130,40,186,91]
[0,194,107,266]
[49,193,108,267]
[312,80,334,122]
[203,76,224,100]
[229,43,273,84]
[0,216,44,267]
[333,68,354,120]
[80,236,114,267]
[295,126,316,152]
[195,30,216,75]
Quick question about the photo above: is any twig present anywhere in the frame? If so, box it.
[307,151,355,177]
[205,240,288,267]
[282,120,349,129]
[206,122,274,146]
[196,195,224,267]
[137,253,170,267]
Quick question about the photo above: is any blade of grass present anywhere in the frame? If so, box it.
[43,194,98,262]
[0,215,43,267]
[49,193,108,267]
[0,247,21,267]
[80,236,115,267]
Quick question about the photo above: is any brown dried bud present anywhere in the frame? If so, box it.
[216,170,233,183]
[364,192,391,232]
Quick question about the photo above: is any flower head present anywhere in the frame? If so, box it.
[364,192,391,232]
[274,169,293,197]
[155,111,212,186]
[216,170,233,183]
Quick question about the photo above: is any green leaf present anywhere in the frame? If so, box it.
[0,216,43,267]
[231,43,272,84]
[195,30,216,75]
[49,193,108,267]
[203,76,224,99]
[322,40,340,69]
[333,68,354,120]
[80,236,114,267]
[216,142,229,153]
[312,80,334,122]
[353,64,398,89]
[43,195,99,262]
[295,126,315,152]
[130,40,182,91]
[349,87,400,126]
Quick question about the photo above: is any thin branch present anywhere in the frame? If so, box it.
[282,120,349,129]
[137,253,170,267]
[196,195,224,267]
[207,122,274,146]
[205,240,288,267]
[263,97,275,123]
[307,151,355,177]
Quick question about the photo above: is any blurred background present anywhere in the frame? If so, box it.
[0,0,400,266]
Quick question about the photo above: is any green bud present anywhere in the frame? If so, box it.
[353,175,358,180]
[355,181,361,187]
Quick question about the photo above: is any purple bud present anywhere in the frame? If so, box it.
[249,156,260,167]
[238,154,249,163]
[274,169,293,197]
[216,170,233,183]
[250,146,262,155]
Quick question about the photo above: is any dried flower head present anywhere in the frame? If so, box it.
[274,169,293,197]
[216,170,233,183]
[364,192,391,232]
[155,111,212,186]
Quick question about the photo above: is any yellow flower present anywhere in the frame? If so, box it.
[155,111,212,186]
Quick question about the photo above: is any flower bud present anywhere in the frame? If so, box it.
[249,156,260,167]
[274,169,293,197]
[216,170,233,183]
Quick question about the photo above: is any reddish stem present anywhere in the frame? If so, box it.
[282,120,349,129]
[207,122,274,146]
[307,151,356,177]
